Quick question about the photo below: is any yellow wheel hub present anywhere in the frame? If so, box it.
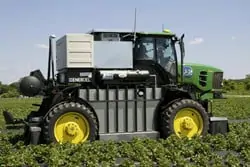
[181,117,194,130]
[174,108,203,139]
[64,122,79,136]
[54,112,90,144]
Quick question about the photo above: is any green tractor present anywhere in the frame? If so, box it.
[178,63,224,100]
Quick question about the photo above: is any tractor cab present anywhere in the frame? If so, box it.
[132,31,180,85]
[88,29,184,86]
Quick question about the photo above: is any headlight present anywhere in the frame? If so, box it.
[183,66,193,78]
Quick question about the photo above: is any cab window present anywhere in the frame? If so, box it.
[135,37,154,60]
[156,38,177,76]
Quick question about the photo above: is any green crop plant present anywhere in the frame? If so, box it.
[0,97,250,166]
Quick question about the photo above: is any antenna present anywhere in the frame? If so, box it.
[133,8,137,42]
[162,24,164,31]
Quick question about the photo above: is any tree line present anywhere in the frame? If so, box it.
[0,81,20,98]
[222,77,250,95]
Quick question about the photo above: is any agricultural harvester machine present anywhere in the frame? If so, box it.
[3,29,229,145]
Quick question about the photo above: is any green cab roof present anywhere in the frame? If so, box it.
[138,29,175,36]
[87,29,176,36]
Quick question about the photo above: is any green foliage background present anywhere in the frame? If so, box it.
[0,81,20,98]
[222,77,250,95]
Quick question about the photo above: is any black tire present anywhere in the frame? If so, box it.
[160,99,209,138]
[43,102,98,144]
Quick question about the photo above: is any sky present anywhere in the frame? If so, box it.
[0,0,250,84]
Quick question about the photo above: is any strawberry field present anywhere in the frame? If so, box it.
[0,97,250,166]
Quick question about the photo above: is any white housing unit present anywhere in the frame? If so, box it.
[56,33,94,71]
[56,33,134,71]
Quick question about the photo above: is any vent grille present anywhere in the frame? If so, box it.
[199,71,208,87]
[213,72,223,89]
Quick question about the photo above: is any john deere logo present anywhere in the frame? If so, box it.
[183,66,193,78]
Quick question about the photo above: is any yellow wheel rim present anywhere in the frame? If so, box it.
[54,112,90,144]
[173,108,204,139]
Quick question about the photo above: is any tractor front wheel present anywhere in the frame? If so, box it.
[43,102,98,144]
[160,99,209,139]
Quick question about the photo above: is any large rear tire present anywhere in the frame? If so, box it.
[160,99,209,139]
[43,102,98,144]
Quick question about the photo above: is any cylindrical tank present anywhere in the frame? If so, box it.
[19,76,42,97]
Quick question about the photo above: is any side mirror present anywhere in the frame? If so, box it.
[180,34,185,58]
[180,34,185,40]
[179,34,185,84]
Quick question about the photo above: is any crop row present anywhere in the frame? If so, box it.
[0,122,250,167]
[212,97,250,120]
[0,97,250,166]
